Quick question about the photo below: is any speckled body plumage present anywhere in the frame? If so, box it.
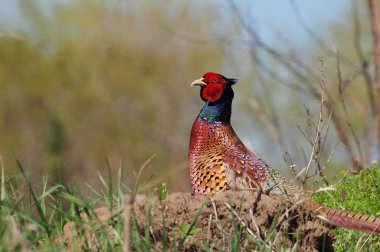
[188,72,380,233]
[189,118,299,195]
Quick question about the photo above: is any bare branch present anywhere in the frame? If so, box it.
[303,57,326,184]
[353,0,377,116]
[226,0,358,169]
[123,195,133,252]
[249,98,286,150]
[367,0,380,162]
[336,50,364,170]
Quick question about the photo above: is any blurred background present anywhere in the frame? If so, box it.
[0,0,378,192]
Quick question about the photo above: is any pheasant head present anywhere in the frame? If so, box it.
[191,72,238,103]
[191,72,238,124]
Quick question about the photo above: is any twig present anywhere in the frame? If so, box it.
[320,109,333,160]
[226,0,358,169]
[249,98,285,150]
[249,208,261,239]
[367,0,380,163]
[209,198,229,236]
[303,57,326,185]
[336,50,364,170]
[275,199,305,230]
[206,214,212,243]
[123,195,133,252]
[353,0,377,116]
[284,152,303,184]
[225,202,277,252]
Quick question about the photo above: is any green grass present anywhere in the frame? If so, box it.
[1,161,380,251]
[0,162,127,251]
[0,164,299,251]
[313,165,380,251]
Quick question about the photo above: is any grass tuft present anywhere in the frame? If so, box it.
[313,165,380,251]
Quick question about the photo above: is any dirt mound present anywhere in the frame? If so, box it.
[133,191,334,251]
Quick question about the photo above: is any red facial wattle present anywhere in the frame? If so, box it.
[192,72,237,103]
[201,83,224,103]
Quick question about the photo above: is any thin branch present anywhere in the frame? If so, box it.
[249,98,285,150]
[303,57,326,185]
[225,202,277,251]
[293,58,332,186]
[123,195,132,252]
[226,0,358,169]
[353,0,377,116]
[368,0,380,85]
[336,50,364,170]
[367,0,380,162]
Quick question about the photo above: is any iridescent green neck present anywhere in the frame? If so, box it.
[197,99,232,124]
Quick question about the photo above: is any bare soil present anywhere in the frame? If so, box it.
[132,190,334,251]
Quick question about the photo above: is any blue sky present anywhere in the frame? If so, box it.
[236,0,347,45]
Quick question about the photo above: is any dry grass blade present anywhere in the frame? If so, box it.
[224,202,277,252]
[123,195,133,252]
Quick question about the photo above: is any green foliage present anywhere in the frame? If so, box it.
[177,199,206,250]
[131,206,153,252]
[313,166,380,251]
[156,181,169,202]
[175,223,202,236]
[0,164,126,251]
[0,0,229,191]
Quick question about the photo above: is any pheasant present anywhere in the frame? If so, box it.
[188,72,380,233]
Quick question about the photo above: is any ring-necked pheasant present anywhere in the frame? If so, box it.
[188,72,380,233]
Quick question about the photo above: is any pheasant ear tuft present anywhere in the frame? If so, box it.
[201,84,224,103]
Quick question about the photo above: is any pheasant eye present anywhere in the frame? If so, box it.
[213,78,218,83]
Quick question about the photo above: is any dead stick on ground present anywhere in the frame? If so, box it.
[123,195,133,252]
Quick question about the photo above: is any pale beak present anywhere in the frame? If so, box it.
[190,78,207,87]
